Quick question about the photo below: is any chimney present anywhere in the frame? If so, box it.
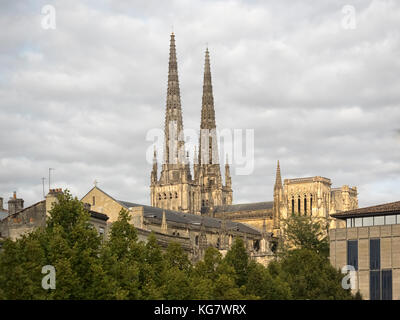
[45,188,63,216]
[8,192,24,215]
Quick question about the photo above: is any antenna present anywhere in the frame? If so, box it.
[41,177,46,198]
[48,168,55,191]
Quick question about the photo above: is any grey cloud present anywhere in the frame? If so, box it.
[0,0,399,209]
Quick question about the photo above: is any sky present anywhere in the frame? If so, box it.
[0,0,399,209]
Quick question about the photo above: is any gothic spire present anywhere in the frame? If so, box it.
[199,48,219,165]
[163,32,185,165]
[225,154,232,188]
[274,160,283,190]
[200,48,216,130]
[151,146,158,183]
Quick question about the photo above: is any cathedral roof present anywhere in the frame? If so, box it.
[213,201,274,213]
[117,200,261,235]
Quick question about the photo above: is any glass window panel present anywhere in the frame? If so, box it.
[347,219,352,228]
[385,215,396,225]
[370,270,381,300]
[370,239,381,270]
[363,217,373,227]
[397,215,400,224]
[355,218,362,227]
[382,270,393,300]
[374,216,385,226]
[347,240,358,271]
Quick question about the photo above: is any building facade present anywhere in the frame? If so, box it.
[0,189,108,241]
[330,201,400,300]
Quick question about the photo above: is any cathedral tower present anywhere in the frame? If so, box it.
[196,48,232,213]
[150,33,201,214]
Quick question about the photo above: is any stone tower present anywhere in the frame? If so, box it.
[150,36,232,216]
[150,33,201,214]
[273,161,285,230]
[195,48,232,214]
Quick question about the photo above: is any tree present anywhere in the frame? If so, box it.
[273,248,354,300]
[245,260,291,299]
[0,190,109,299]
[100,208,142,299]
[280,214,329,257]
[224,238,249,287]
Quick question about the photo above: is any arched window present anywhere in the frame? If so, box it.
[195,235,199,246]
[169,192,173,199]
[310,195,313,216]
[216,237,220,249]
[304,196,307,215]
[175,192,178,199]
[253,240,260,252]
[158,193,162,200]
[163,193,167,199]
[298,197,301,214]
[291,196,295,214]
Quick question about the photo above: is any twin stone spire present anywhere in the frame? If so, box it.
[151,33,233,215]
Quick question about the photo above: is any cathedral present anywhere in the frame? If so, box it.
[150,33,359,235]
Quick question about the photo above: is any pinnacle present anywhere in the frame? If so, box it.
[275,160,283,189]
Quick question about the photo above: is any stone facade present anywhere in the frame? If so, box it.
[283,176,358,229]
[0,189,108,241]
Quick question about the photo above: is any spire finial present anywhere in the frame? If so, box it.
[274,160,283,189]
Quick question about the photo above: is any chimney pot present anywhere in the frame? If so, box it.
[13,191,16,199]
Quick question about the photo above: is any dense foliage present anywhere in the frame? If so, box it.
[0,191,357,300]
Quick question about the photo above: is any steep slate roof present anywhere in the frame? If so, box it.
[331,201,400,219]
[213,201,273,213]
[117,200,261,236]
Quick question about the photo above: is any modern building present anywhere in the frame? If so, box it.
[330,201,400,300]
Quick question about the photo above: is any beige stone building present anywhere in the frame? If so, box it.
[330,201,400,300]
[81,186,274,264]
[0,189,108,241]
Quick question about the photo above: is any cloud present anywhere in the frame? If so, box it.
[0,0,399,210]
